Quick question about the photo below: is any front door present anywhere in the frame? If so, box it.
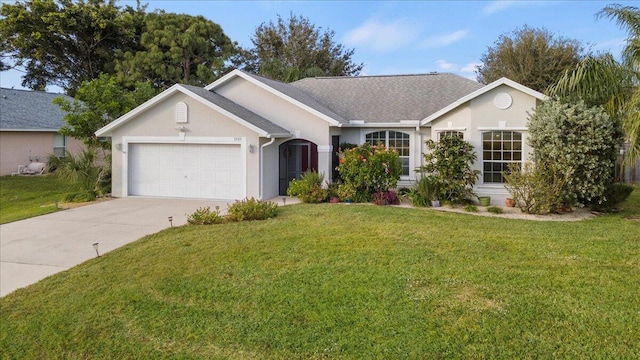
[279,140,318,195]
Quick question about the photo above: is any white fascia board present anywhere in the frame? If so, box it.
[420,77,547,126]
[340,122,420,128]
[206,69,341,127]
[95,84,183,137]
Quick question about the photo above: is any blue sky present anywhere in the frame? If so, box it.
[0,0,631,91]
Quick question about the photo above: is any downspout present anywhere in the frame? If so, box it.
[258,137,277,200]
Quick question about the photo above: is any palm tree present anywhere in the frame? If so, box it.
[548,4,640,163]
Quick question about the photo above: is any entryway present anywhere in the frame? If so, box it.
[278,139,318,195]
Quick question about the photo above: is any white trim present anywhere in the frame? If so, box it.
[95,84,272,138]
[205,69,341,126]
[121,136,247,199]
[477,127,527,131]
[433,127,466,131]
[420,77,547,126]
[340,122,420,128]
[317,145,333,153]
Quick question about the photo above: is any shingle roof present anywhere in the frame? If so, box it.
[0,88,73,131]
[180,84,291,136]
[290,73,484,122]
[242,72,347,124]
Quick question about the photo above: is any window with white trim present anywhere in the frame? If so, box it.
[482,131,522,183]
[53,134,66,157]
[365,130,410,177]
[438,131,464,140]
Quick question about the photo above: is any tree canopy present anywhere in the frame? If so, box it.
[477,26,586,93]
[114,11,234,89]
[0,0,145,93]
[241,13,364,82]
[548,4,640,162]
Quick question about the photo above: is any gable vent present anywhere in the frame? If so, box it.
[494,93,512,110]
[175,102,188,123]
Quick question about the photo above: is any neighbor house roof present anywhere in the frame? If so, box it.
[96,84,291,138]
[0,88,73,132]
[290,73,484,123]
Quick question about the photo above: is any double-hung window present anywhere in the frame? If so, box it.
[482,131,522,183]
[365,131,410,177]
[53,134,66,157]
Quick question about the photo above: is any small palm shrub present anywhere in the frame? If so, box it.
[287,170,328,203]
[187,206,226,225]
[407,176,440,207]
[227,198,278,222]
[50,145,110,202]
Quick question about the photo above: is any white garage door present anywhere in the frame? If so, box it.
[128,143,243,200]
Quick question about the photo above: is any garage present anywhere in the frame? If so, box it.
[127,143,244,200]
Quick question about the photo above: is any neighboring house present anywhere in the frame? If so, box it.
[96,69,545,204]
[0,88,84,176]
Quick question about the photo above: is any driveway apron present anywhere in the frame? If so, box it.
[0,197,228,297]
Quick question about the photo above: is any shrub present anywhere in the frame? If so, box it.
[589,183,634,212]
[187,206,226,225]
[528,99,623,206]
[418,136,480,203]
[487,206,504,214]
[286,170,327,203]
[407,176,440,207]
[372,190,400,206]
[464,204,479,212]
[227,198,278,222]
[504,162,566,214]
[51,145,110,199]
[336,182,356,202]
[336,143,402,202]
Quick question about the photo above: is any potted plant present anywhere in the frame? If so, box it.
[505,197,515,207]
[478,196,491,206]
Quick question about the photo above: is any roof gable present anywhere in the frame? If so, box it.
[420,77,547,126]
[290,73,484,123]
[95,84,291,138]
[0,88,73,131]
[206,70,346,125]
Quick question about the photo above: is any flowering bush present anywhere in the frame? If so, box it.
[286,170,328,203]
[336,143,402,202]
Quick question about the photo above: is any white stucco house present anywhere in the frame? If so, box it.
[95,69,545,204]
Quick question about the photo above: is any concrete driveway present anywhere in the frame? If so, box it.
[0,197,230,297]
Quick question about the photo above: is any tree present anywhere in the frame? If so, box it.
[0,0,145,93]
[477,26,586,92]
[114,11,234,89]
[548,4,640,163]
[527,99,623,208]
[53,74,157,149]
[242,13,363,82]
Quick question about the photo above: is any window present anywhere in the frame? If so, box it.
[482,131,522,183]
[438,131,464,140]
[365,131,410,176]
[53,134,66,157]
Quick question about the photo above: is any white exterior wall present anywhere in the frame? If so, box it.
[428,85,539,205]
[109,92,261,199]
[216,78,333,182]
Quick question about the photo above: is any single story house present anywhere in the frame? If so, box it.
[0,88,84,176]
[96,69,545,204]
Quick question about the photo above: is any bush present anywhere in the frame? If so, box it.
[227,197,278,222]
[286,170,327,203]
[504,162,566,214]
[336,143,402,202]
[407,176,440,207]
[372,190,400,206]
[528,99,623,206]
[464,204,479,212]
[418,136,479,203]
[187,206,226,225]
[336,182,356,202]
[51,145,110,198]
[589,183,634,212]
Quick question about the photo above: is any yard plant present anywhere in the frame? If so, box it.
[1,188,638,359]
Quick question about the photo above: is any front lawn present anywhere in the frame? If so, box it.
[1,189,639,358]
[0,175,77,224]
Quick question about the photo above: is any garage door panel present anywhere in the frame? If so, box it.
[128,143,243,200]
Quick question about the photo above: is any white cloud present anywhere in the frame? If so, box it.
[420,29,468,48]
[343,18,418,53]
[436,59,454,70]
[461,62,483,73]
[482,1,517,15]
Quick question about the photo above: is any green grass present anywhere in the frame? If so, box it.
[0,175,77,224]
[1,189,639,359]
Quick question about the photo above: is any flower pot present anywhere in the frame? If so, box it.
[431,200,440,207]
[329,197,340,204]
[478,196,491,206]
[505,197,515,207]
